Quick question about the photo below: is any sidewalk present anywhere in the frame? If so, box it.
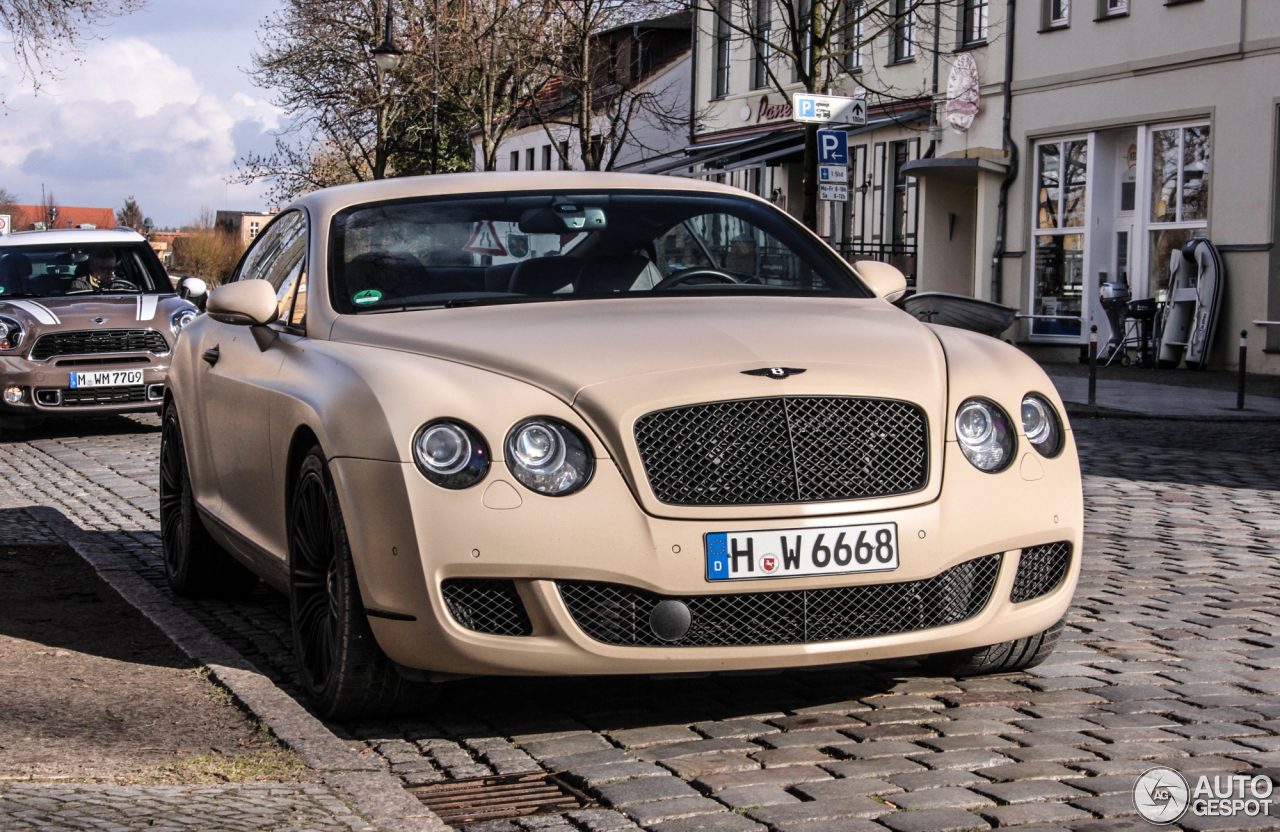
[1042,362,1280,420]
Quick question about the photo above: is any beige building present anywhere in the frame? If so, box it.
[216,210,278,248]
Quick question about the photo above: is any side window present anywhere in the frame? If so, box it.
[288,270,308,327]
[235,209,308,323]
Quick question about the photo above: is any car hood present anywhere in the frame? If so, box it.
[331,296,950,519]
[0,294,182,330]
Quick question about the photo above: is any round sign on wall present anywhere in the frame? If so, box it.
[946,53,981,134]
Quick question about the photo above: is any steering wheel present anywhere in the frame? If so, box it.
[104,277,140,292]
[653,267,743,291]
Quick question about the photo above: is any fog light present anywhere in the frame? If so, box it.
[3,386,24,405]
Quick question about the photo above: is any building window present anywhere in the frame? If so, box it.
[891,0,915,62]
[541,144,552,170]
[1030,138,1088,337]
[751,0,771,90]
[1044,0,1069,27]
[559,140,570,170]
[1147,123,1210,299]
[510,150,519,171]
[714,0,732,98]
[962,0,989,44]
[249,221,260,238]
[1096,0,1126,17]
[841,0,863,73]
[526,148,535,171]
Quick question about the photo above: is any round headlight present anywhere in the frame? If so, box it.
[1021,393,1064,458]
[0,315,24,351]
[412,420,489,488]
[955,398,1016,473]
[505,418,593,496]
[170,306,199,337]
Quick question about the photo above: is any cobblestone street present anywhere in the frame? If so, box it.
[3,414,1280,831]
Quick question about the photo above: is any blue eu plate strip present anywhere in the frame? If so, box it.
[705,533,729,581]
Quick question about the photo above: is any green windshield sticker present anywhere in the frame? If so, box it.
[353,289,382,305]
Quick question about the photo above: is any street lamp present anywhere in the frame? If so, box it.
[371,0,403,72]
[142,217,154,240]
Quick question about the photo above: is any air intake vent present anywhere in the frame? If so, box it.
[633,396,929,506]
[441,579,533,636]
[54,385,149,407]
[1011,542,1072,603]
[558,554,1001,647]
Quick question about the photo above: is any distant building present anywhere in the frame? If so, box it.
[4,205,116,232]
[216,209,278,248]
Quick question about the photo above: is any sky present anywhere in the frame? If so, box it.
[0,0,285,227]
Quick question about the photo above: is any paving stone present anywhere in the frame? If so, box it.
[1001,745,1101,764]
[911,750,1012,771]
[747,797,892,826]
[639,739,759,762]
[915,735,1020,753]
[1062,775,1140,796]
[609,726,702,749]
[974,761,1080,782]
[755,730,847,749]
[971,779,1091,804]
[565,808,641,832]
[694,765,831,794]
[568,761,671,788]
[648,813,765,832]
[694,719,780,739]
[770,713,863,732]
[863,694,946,711]
[819,758,928,779]
[624,797,725,825]
[884,787,995,811]
[826,741,925,760]
[749,747,832,768]
[662,753,761,779]
[886,770,992,792]
[979,803,1094,826]
[792,778,902,800]
[840,723,938,742]
[860,708,949,725]
[1069,793,1141,818]
[712,785,800,810]
[597,777,700,807]
[878,807,991,832]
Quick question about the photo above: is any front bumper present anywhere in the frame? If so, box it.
[0,354,170,417]
[332,436,1083,677]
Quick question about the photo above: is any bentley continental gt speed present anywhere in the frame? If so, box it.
[161,173,1083,719]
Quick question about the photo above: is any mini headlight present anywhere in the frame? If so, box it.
[1021,393,1064,458]
[0,315,24,351]
[505,418,593,496]
[170,306,199,337]
[3,386,24,404]
[955,397,1016,473]
[412,420,489,488]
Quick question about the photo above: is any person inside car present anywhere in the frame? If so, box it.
[69,250,120,292]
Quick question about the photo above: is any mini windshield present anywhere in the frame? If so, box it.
[329,191,869,313]
[0,243,170,298]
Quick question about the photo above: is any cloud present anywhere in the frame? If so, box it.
[0,37,281,226]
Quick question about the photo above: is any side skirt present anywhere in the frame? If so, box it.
[196,504,290,593]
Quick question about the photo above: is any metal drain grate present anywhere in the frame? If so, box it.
[408,772,593,826]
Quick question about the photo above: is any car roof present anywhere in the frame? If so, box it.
[293,171,770,218]
[0,228,147,247]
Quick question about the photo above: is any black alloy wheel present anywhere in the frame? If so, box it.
[159,402,258,597]
[288,447,435,720]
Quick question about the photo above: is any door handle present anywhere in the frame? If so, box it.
[202,347,220,366]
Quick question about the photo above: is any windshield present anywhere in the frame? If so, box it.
[329,191,869,313]
[0,243,170,298]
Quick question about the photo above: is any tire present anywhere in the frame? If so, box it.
[923,617,1065,678]
[159,403,259,597]
[289,447,436,720]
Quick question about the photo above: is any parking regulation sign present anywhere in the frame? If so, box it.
[817,130,849,165]
[793,93,867,125]
[0,214,9,235]
[819,165,848,183]
[819,184,850,202]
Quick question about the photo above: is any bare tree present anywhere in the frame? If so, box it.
[1,0,146,91]
[696,0,929,229]
[116,196,144,231]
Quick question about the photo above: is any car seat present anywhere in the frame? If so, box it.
[344,251,431,301]
[0,253,33,296]
[507,257,582,295]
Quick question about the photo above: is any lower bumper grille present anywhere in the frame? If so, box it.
[441,579,533,636]
[1011,542,1072,603]
[53,385,149,407]
[558,554,1002,647]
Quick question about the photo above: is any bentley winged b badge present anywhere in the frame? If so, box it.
[742,367,807,380]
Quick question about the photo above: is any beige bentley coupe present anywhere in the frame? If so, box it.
[162,173,1083,719]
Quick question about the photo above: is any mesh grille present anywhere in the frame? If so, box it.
[558,554,1001,647]
[1011,542,1072,603]
[31,329,169,361]
[441,579,533,636]
[57,385,149,407]
[633,396,929,506]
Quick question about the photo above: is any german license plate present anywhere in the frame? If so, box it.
[69,370,144,389]
[705,523,899,582]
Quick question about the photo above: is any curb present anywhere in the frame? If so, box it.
[26,505,450,832]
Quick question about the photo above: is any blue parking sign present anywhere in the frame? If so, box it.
[798,98,815,119]
[818,130,848,165]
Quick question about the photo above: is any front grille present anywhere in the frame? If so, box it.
[633,396,929,506]
[558,554,1001,647]
[55,385,149,407]
[441,579,533,636]
[1011,542,1072,603]
[31,329,169,361]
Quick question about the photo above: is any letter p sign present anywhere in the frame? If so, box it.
[817,130,848,165]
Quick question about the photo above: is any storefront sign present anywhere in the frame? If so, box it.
[741,94,794,124]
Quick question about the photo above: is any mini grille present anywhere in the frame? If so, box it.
[56,385,149,407]
[633,396,929,506]
[441,579,533,636]
[31,329,169,361]
[1011,542,1072,603]
[558,554,1001,647]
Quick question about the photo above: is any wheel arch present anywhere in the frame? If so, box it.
[284,423,323,536]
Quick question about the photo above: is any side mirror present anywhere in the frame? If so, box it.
[178,277,208,300]
[853,260,908,302]
[207,279,279,327]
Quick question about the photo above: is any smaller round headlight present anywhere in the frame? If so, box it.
[0,315,24,351]
[4,386,24,405]
[412,420,489,488]
[170,306,199,337]
[955,398,1016,473]
[506,418,593,496]
[1021,393,1064,458]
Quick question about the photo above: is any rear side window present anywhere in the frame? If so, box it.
[235,210,307,319]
